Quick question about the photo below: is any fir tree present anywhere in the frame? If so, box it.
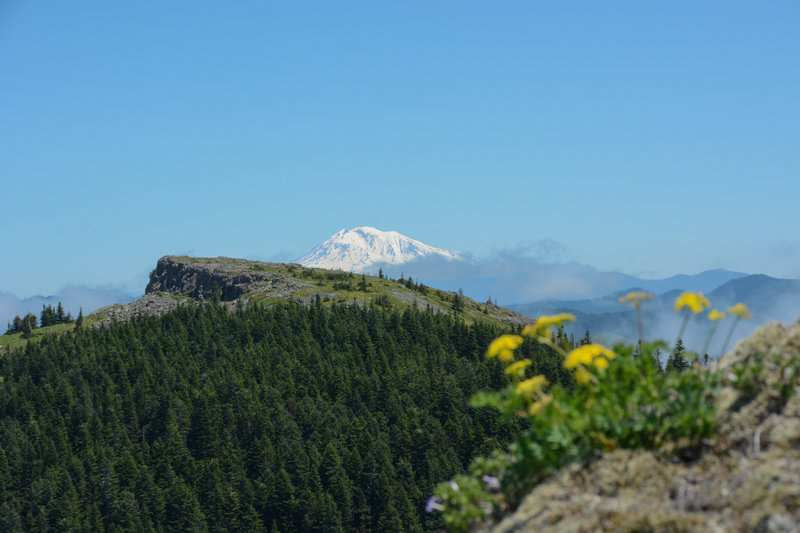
[41,304,57,327]
[21,313,36,337]
[666,339,689,373]
[452,288,464,314]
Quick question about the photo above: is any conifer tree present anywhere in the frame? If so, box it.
[666,339,689,373]
[452,288,464,314]
[21,313,36,337]
[41,304,56,327]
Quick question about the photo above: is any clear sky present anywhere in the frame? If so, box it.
[2,1,799,299]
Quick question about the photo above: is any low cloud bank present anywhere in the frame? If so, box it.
[373,246,639,304]
[1,285,139,331]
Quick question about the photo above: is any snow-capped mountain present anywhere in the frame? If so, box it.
[298,227,468,272]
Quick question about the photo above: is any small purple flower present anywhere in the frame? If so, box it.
[482,475,500,490]
[425,496,442,513]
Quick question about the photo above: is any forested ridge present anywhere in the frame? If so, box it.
[0,299,570,532]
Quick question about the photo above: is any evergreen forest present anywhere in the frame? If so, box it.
[0,300,571,532]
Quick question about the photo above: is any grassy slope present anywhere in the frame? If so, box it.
[269,265,514,322]
[0,315,104,351]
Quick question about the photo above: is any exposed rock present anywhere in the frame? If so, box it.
[484,317,800,533]
[91,293,185,327]
[145,255,308,302]
[89,256,311,325]
[389,288,449,315]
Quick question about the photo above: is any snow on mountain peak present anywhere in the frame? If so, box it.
[298,227,466,272]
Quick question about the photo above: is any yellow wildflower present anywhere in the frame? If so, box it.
[564,344,616,370]
[727,303,753,320]
[515,374,548,396]
[487,334,524,362]
[529,394,552,416]
[618,291,654,308]
[594,356,609,370]
[674,291,711,314]
[522,313,576,340]
[504,359,532,378]
[708,309,726,321]
[574,367,592,385]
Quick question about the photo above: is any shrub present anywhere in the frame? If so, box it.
[430,293,737,531]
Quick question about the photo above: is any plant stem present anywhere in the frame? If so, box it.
[702,322,719,359]
[675,312,690,350]
[636,307,644,346]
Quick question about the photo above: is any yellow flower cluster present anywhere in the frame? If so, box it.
[521,313,576,341]
[484,328,555,418]
[563,343,616,371]
[515,374,551,416]
[515,374,548,397]
[708,309,726,321]
[574,367,592,385]
[505,359,532,378]
[528,393,553,416]
[727,303,752,320]
[486,334,524,362]
[674,291,711,314]
[618,291,654,308]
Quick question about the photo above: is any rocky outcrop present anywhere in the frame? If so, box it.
[89,256,310,326]
[89,255,532,329]
[91,293,184,326]
[145,256,307,302]
[485,318,800,532]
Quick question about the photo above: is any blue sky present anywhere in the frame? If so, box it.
[2,1,799,302]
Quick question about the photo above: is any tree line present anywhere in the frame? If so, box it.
[5,302,84,337]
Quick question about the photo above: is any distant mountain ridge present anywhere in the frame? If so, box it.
[633,268,749,295]
[298,226,469,272]
[508,274,800,354]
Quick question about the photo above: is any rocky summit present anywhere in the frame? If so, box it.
[483,317,800,533]
[145,255,308,302]
[90,255,531,328]
[90,256,310,326]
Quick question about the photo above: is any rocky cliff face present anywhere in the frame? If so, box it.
[145,255,306,302]
[90,256,310,326]
[483,318,800,533]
